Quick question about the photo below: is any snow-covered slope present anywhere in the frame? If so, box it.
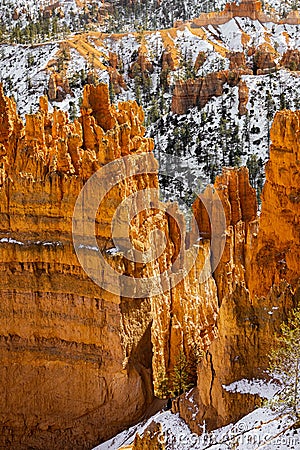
[2,13,300,208]
[153,68,300,208]
[0,0,298,40]
[0,0,300,210]
[95,407,300,450]
[95,379,300,449]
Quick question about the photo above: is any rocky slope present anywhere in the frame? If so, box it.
[2,1,300,211]
[96,404,300,449]
[0,2,299,449]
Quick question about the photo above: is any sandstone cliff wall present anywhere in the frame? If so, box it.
[0,83,155,449]
[170,43,284,115]
[0,82,221,449]
[2,78,299,448]
[171,70,241,115]
[249,110,300,298]
[175,109,300,433]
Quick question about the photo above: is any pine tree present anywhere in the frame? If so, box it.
[155,367,170,399]
[68,101,77,122]
[134,74,142,106]
[109,79,115,104]
[267,308,300,418]
[171,350,193,396]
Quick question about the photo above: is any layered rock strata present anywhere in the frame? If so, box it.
[0,83,155,449]
[2,80,298,449]
[176,109,300,432]
[171,43,282,115]
[171,70,241,115]
[0,83,220,449]
[190,0,300,27]
[281,49,300,71]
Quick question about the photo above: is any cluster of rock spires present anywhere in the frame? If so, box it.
[176,110,300,431]
[0,82,218,449]
[33,0,300,121]
[169,0,300,115]
[0,81,299,449]
[131,104,300,448]
[48,34,300,116]
[171,46,300,115]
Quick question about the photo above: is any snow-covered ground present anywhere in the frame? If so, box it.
[95,379,300,450]
[152,68,300,209]
[223,378,280,399]
[0,42,58,113]
[95,407,300,450]
[0,1,297,38]
[1,8,300,210]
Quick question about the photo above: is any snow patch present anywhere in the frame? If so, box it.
[77,244,99,252]
[223,378,280,400]
[95,406,300,450]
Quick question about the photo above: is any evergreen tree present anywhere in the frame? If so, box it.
[68,101,77,121]
[134,74,142,106]
[155,367,170,399]
[265,89,276,148]
[267,308,300,418]
[280,92,288,110]
[109,79,115,104]
[247,154,261,189]
[171,350,193,396]
[146,97,160,126]
[160,68,170,92]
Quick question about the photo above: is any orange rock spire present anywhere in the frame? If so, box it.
[1,80,297,448]
[0,83,220,448]
[175,109,300,433]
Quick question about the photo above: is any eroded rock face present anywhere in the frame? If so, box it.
[161,47,177,71]
[132,422,166,449]
[108,52,128,94]
[229,51,247,71]
[171,78,202,115]
[238,80,249,115]
[2,77,299,448]
[170,44,298,116]
[171,70,241,115]
[48,72,73,101]
[194,51,207,72]
[129,47,154,79]
[224,0,262,20]
[253,44,277,74]
[280,49,300,71]
[249,110,300,298]
[0,82,155,449]
[176,110,300,433]
[0,82,220,449]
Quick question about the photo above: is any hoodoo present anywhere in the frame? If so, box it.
[0,83,222,449]
[175,110,300,433]
[1,0,300,447]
